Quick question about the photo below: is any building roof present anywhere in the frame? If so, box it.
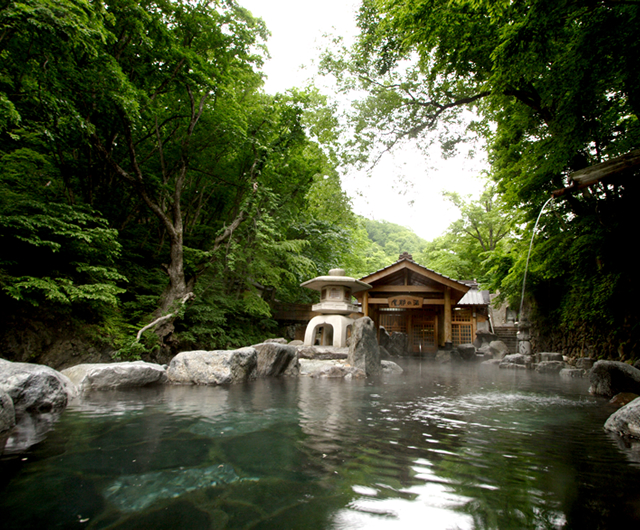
[358,252,470,294]
[458,288,491,306]
[358,253,489,306]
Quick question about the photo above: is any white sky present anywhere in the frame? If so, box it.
[241,0,488,242]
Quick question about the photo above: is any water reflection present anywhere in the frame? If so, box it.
[1,362,640,529]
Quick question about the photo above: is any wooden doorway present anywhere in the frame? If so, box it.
[379,309,438,354]
[411,311,438,353]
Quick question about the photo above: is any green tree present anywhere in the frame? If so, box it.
[0,0,353,358]
[417,184,516,280]
[323,0,640,357]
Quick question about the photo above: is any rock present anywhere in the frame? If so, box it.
[560,368,586,378]
[296,346,347,360]
[386,332,409,356]
[0,388,15,433]
[0,358,76,415]
[501,353,527,365]
[313,365,366,379]
[263,338,288,344]
[347,317,381,376]
[435,350,461,363]
[298,359,365,379]
[381,360,403,375]
[474,330,498,348]
[379,345,390,359]
[288,340,304,346]
[535,360,566,373]
[589,361,640,398]
[499,363,527,370]
[167,349,257,385]
[489,340,509,359]
[297,345,319,359]
[253,343,299,377]
[537,352,564,362]
[604,397,640,438]
[2,411,61,454]
[482,359,502,366]
[104,464,241,512]
[610,393,639,407]
[575,357,595,370]
[61,361,167,392]
[379,327,391,349]
[457,343,477,361]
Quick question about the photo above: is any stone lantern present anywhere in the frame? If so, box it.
[300,268,371,348]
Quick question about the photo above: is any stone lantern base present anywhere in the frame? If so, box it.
[304,315,354,348]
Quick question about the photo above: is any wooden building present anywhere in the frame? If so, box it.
[354,253,490,353]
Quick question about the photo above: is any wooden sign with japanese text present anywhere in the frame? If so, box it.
[388,295,422,308]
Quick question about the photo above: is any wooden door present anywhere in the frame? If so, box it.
[411,311,437,353]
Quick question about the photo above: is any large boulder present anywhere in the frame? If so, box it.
[386,332,409,357]
[378,326,391,350]
[263,338,288,345]
[457,343,477,361]
[381,360,404,375]
[474,330,498,349]
[560,368,587,378]
[167,348,257,385]
[435,350,462,363]
[0,359,75,414]
[535,360,566,373]
[604,397,640,438]
[501,353,528,365]
[489,340,509,359]
[0,388,15,433]
[347,317,381,376]
[61,361,167,393]
[575,357,595,370]
[296,346,347,360]
[298,359,366,380]
[610,393,639,407]
[589,361,640,398]
[253,343,299,377]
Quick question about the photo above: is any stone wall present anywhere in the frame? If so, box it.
[530,321,639,361]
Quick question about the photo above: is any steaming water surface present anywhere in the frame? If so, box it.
[2,361,640,529]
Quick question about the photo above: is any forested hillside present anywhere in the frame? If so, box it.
[0,0,372,363]
[3,0,639,363]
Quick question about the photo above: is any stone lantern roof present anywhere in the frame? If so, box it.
[301,268,371,316]
[300,269,371,347]
[300,268,371,293]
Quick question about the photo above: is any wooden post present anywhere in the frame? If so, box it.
[363,291,369,317]
[444,287,452,348]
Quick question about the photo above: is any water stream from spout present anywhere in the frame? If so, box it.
[519,196,555,320]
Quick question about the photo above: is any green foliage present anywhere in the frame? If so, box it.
[322,0,640,356]
[417,183,517,281]
[0,201,126,309]
[0,0,357,358]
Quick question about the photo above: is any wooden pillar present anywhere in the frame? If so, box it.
[363,291,369,317]
[444,287,452,348]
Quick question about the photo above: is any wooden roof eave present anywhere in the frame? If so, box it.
[552,148,640,198]
[360,260,470,296]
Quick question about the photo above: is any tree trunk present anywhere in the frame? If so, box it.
[152,230,188,340]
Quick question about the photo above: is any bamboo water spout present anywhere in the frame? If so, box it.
[519,197,555,321]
